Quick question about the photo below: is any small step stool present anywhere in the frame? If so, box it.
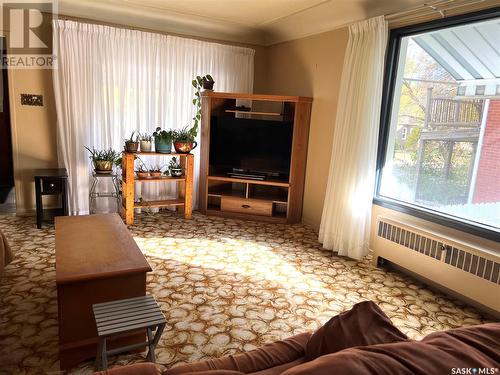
[92,294,166,370]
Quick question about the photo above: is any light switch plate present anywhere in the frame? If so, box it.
[21,94,43,106]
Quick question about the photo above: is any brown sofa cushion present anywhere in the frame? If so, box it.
[181,371,245,375]
[305,300,408,360]
[165,332,311,375]
[283,323,500,375]
[249,358,306,375]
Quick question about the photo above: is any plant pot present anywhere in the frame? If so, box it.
[155,138,172,153]
[202,79,214,91]
[174,141,197,154]
[150,171,162,178]
[136,171,150,179]
[169,168,183,177]
[140,140,152,152]
[94,160,113,174]
[125,141,139,153]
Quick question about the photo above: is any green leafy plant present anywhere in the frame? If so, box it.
[84,146,120,163]
[165,157,182,177]
[153,127,174,141]
[85,146,120,172]
[140,133,153,141]
[125,131,139,143]
[189,74,213,139]
[168,157,181,170]
[173,126,196,143]
[149,164,163,173]
[135,157,149,172]
[202,74,214,87]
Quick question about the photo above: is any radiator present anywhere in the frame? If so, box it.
[373,215,500,313]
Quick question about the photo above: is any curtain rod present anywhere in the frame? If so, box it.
[385,0,487,21]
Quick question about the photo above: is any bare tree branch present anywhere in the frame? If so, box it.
[403,81,427,113]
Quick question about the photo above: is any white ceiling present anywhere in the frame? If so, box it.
[58,0,431,45]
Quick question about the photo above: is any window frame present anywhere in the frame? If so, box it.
[374,6,500,243]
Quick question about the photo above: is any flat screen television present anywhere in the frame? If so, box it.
[209,116,293,179]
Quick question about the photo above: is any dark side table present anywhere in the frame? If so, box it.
[34,168,69,229]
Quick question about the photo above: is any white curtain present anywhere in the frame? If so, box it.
[52,20,254,215]
[319,16,388,260]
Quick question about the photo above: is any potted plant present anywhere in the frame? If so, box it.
[136,165,149,179]
[84,146,119,174]
[166,157,182,177]
[149,164,163,178]
[139,133,153,152]
[135,158,149,178]
[153,127,174,154]
[174,75,211,153]
[125,131,139,153]
[201,74,215,91]
[173,127,197,153]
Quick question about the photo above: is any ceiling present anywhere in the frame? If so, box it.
[58,0,431,45]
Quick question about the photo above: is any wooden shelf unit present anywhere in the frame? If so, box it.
[121,152,194,224]
[199,92,312,224]
[225,110,282,116]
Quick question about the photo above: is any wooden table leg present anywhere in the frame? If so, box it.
[146,327,155,362]
[95,338,103,371]
[101,337,108,370]
[35,177,43,229]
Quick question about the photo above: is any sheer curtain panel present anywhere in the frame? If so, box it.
[52,20,254,215]
[318,16,388,260]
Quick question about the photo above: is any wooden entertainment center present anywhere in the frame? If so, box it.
[199,92,312,224]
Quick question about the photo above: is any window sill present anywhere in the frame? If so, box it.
[373,196,500,243]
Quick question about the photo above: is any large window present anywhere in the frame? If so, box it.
[376,9,500,239]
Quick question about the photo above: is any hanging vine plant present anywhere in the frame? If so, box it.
[190,74,214,139]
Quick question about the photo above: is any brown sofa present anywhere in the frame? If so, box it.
[95,301,500,375]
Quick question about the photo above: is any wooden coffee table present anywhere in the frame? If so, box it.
[55,213,152,371]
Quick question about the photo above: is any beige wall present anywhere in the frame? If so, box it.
[8,69,58,214]
[264,28,349,228]
[1,16,59,215]
[4,15,267,214]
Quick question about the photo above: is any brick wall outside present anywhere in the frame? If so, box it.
[473,99,500,203]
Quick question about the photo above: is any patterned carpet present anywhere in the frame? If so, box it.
[0,212,492,374]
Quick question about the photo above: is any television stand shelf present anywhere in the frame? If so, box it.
[121,152,194,225]
[199,92,312,224]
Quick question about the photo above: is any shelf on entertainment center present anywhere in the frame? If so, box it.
[207,175,289,187]
[207,185,288,204]
[207,185,245,199]
[225,110,282,116]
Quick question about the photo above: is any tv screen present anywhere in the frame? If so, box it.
[209,116,293,177]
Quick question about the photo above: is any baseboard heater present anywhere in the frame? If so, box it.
[373,215,500,314]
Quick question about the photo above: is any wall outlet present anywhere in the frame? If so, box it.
[21,94,43,106]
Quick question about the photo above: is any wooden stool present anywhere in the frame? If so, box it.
[92,294,166,371]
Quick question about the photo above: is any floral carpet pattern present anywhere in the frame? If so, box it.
[0,212,492,374]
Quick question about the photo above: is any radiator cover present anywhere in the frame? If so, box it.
[373,216,500,313]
